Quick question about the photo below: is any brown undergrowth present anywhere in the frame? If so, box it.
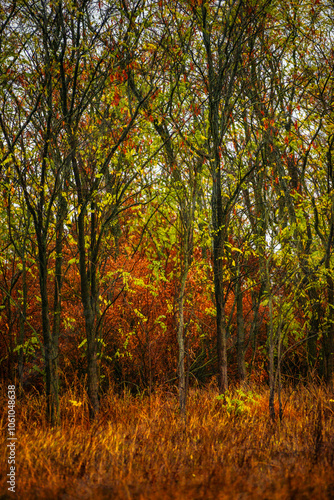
[1,383,334,499]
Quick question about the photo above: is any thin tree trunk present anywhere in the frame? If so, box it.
[267,268,275,422]
[307,289,321,374]
[236,257,246,385]
[212,169,229,394]
[323,141,334,388]
[50,192,67,426]
[324,265,334,389]
[18,258,27,388]
[87,332,99,418]
[38,238,58,425]
[275,319,283,422]
[76,204,100,419]
[177,271,188,417]
[213,259,228,393]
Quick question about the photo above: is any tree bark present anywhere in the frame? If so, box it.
[177,272,188,418]
[266,260,275,423]
[236,256,247,385]
[75,194,100,419]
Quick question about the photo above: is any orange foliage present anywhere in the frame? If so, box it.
[0,200,307,392]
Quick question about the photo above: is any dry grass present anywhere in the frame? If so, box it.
[1,383,334,499]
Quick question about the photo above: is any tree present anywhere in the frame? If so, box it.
[0,0,74,424]
[53,0,168,418]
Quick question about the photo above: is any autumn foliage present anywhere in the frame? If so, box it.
[0,208,269,392]
[1,0,334,497]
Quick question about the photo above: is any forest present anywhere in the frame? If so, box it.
[0,0,334,498]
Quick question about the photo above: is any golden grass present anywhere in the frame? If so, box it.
[1,383,334,499]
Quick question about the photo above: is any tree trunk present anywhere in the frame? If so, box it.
[265,252,275,422]
[236,257,246,385]
[38,238,58,425]
[87,329,100,419]
[50,193,67,426]
[212,179,229,394]
[76,202,100,419]
[323,143,334,388]
[324,266,334,389]
[307,289,321,374]
[177,271,188,417]
[18,258,27,388]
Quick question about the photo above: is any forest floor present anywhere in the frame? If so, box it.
[1,382,334,499]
